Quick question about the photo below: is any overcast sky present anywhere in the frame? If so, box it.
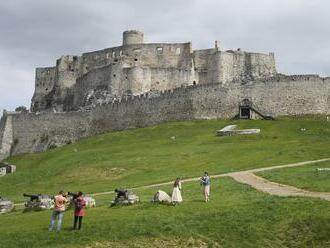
[0,0,329,116]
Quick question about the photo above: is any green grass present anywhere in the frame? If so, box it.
[257,162,330,192]
[1,178,330,248]
[1,116,330,247]
[1,116,330,202]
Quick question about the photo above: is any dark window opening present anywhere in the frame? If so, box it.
[134,58,138,61]
[114,59,118,62]
[193,81,196,85]
[240,107,250,119]
[113,74,116,78]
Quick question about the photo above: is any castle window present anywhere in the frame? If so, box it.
[45,88,48,91]
[114,59,118,62]
[193,81,196,85]
[113,74,116,78]
[156,47,163,55]
[175,47,181,55]
[134,58,138,61]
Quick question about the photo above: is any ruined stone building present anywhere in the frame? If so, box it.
[31,30,276,112]
[0,31,329,161]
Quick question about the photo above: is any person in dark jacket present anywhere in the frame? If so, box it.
[73,192,86,230]
[200,172,211,202]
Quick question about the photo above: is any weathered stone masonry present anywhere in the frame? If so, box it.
[30,31,276,112]
[1,75,329,160]
[0,31,329,161]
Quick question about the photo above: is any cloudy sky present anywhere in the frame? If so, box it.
[0,0,329,115]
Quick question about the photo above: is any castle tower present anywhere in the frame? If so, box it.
[122,30,144,45]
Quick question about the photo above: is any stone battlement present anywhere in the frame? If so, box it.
[30,31,276,112]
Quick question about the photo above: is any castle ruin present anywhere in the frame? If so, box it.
[31,30,276,112]
[0,31,329,161]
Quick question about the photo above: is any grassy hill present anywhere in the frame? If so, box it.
[1,116,330,247]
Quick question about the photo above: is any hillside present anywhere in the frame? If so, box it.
[0,117,330,247]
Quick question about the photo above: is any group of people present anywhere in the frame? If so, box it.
[48,172,211,231]
[49,191,86,232]
[171,172,211,204]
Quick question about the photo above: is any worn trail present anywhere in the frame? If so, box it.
[93,158,330,201]
[229,171,330,201]
[14,157,330,206]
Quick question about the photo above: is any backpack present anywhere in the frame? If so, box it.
[75,198,83,211]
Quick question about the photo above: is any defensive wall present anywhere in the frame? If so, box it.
[30,31,276,112]
[1,75,329,160]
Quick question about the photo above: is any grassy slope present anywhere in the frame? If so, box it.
[1,178,330,248]
[1,117,330,202]
[1,117,330,247]
[257,161,330,192]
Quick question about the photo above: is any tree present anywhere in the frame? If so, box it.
[15,106,28,113]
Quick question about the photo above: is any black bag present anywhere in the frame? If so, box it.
[75,198,83,210]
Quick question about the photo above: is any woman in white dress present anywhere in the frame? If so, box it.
[171,178,182,205]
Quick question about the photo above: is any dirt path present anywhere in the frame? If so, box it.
[14,158,330,206]
[229,171,330,201]
[92,158,330,199]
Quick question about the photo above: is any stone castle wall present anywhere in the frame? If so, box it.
[30,31,276,112]
[1,75,329,160]
[0,114,13,161]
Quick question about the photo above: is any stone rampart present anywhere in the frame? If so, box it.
[1,76,329,160]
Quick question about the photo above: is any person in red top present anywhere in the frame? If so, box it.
[73,192,86,230]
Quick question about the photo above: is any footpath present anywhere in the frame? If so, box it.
[93,158,330,202]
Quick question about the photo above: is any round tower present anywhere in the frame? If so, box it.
[123,30,144,45]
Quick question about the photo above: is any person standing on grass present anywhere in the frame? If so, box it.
[49,190,68,231]
[171,178,183,205]
[73,192,86,230]
[201,172,211,202]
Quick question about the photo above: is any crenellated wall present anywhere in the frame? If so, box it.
[30,31,276,112]
[1,75,329,161]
